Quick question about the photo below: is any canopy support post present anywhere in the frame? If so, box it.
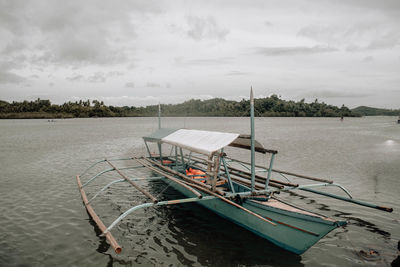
[175,146,178,169]
[206,155,213,185]
[180,147,185,169]
[158,142,163,165]
[265,153,275,190]
[221,156,235,193]
[144,141,152,159]
[212,154,220,192]
[158,103,161,129]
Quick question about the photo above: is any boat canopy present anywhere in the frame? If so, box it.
[162,129,239,156]
[143,128,239,156]
[142,128,179,143]
[143,128,277,156]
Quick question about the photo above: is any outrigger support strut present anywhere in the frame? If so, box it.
[106,159,158,203]
[88,176,165,204]
[82,165,145,187]
[103,196,217,234]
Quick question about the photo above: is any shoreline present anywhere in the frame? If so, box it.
[1,113,394,120]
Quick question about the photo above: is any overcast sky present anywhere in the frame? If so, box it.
[0,0,399,108]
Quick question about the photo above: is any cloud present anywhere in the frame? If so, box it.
[255,45,337,56]
[0,61,27,84]
[87,72,106,83]
[0,0,163,67]
[107,71,124,77]
[66,72,106,83]
[264,21,273,27]
[362,56,374,63]
[0,71,26,84]
[176,57,233,66]
[146,82,161,88]
[66,74,84,82]
[125,82,135,88]
[298,23,400,52]
[186,16,229,41]
[225,71,251,76]
[367,33,400,50]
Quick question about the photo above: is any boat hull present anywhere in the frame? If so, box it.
[167,180,345,254]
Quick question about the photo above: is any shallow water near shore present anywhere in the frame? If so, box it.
[0,116,399,266]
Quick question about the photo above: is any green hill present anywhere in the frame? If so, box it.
[352,106,400,116]
[0,96,359,119]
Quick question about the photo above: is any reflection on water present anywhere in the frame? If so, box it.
[0,116,399,266]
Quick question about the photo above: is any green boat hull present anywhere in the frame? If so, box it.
[168,180,346,254]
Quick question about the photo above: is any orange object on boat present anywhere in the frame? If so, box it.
[162,160,173,164]
[186,168,206,183]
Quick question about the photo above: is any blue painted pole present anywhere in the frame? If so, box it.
[265,154,275,190]
[250,87,256,192]
[158,103,161,129]
[299,188,393,212]
[221,156,235,193]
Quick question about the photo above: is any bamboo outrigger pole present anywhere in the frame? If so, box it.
[250,87,256,192]
[76,175,122,254]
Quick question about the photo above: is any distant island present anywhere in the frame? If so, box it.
[352,106,400,116]
[0,96,396,119]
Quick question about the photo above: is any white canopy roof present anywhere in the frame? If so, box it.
[161,129,240,156]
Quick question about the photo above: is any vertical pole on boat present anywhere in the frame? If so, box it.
[206,155,213,185]
[144,141,152,159]
[250,87,256,192]
[158,102,162,164]
[265,154,275,190]
[179,147,185,169]
[175,146,178,169]
[158,103,161,129]
[158,143,163,165]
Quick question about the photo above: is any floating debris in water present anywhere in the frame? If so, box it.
[358,248,381,261]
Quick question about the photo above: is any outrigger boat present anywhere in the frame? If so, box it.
[76,89,393,255]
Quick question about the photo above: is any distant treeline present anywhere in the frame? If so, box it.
[0,95,358,119]
[352,106,400,116]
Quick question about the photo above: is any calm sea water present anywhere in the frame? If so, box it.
[0,117,399,267]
